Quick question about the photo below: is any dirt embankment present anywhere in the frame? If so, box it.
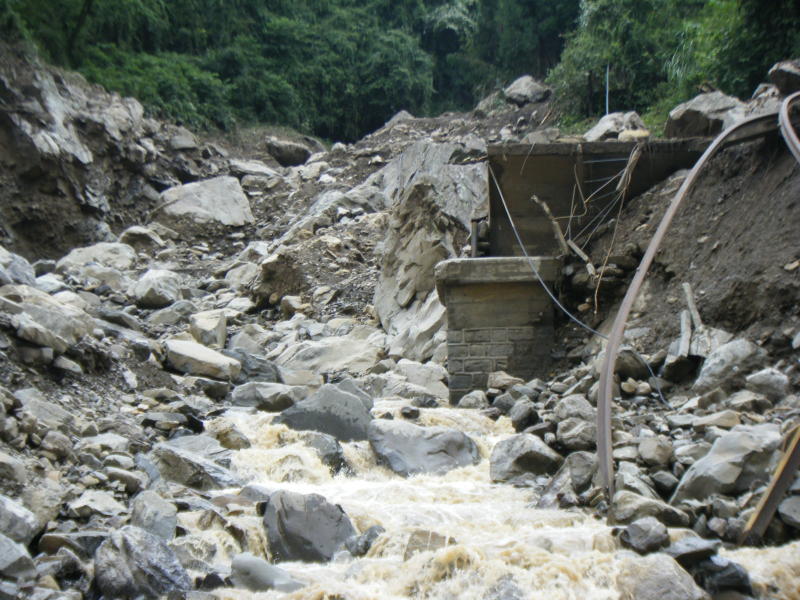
[578,134,800,361]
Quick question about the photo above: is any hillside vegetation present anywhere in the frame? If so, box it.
[1,0,798,140]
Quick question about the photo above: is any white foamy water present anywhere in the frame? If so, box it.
[193,403,799,600]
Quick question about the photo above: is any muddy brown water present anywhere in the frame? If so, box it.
[178,402,800,599]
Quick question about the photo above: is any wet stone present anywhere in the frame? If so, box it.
[231,552,304,592]
[94,525,191,598]
[664,536,721,568]
[262,490,356,563]
[620,516,669,554]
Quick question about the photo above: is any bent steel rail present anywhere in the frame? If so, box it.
[597,91,800,500]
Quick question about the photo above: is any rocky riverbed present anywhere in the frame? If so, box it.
[0,44,799,600]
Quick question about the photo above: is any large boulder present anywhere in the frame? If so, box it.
[265,136,312,166]
[0,247,35,286]
[231,552,304,592]
[151,442,241,490]
[672,424,781,503]
[273,326,385,375]
[610,491,689,527]
[262,490,355,562]
[159,176,254,226]
[56,242,136,273]
[131,491,177,541]
[490,434,563,483]
[665,91,746,138]
[0,532,35,581]
[693,338,767,392]
[371,140,486,362]
[584,111,646,142]
[94,525,191,599]
[274,384,373,441]
[231,382,307,411]
[164,339,241,380]
[368,420,480,476]
[0,495,38,545]
[503,75,550,106]
[769,59,800,95]
[616,553,707,600]
[129,269,181,308]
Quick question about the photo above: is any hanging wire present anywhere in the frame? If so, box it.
[487,163,667,406]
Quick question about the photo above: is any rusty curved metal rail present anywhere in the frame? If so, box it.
[597,91,800,499]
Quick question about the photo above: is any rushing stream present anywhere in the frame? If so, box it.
[178,402,800,600]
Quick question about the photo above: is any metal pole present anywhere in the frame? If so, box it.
[605,64,610,115]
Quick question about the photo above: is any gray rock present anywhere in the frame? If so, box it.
[40,430,73,459]
[94,525,191,599]
[610,490,690,527]
[0,496,38,545]
[231,552,303,592]
[130,269,181,308]
[131,491,177,541]
[616,553,706,600]
[665,536,721,567]
[38,530,109,558]
[503,75,550,106]
[56,242,136,273]
[160,176,254,226]
[151,442,241,490]
[297,431,346,473]
[224,349,281,383]
[265,137,311,166]
[692,554,752,596]
[275,384,372,441]
[693,339,766,393]
[620,516,669,554]
[0,532,35,581]
[164,339,242,381]
[457,390,489,409]
[778,495,800,529]
[67,490,126,519]
[556,417,597,451]
[0,452,26,486]
[638,437,673,467]
[345,525,385,557]
[262,490,355,562]
[671,424,781,503]
[554,394,595,421]
[665,91,746,138]
[584,111,646,142]
[0,248,35,286]
[769,59,800,95]
[490,434,563,483]
[231,382,306,411]
[745,367,789,401]
[368,420,480,476]
[508,399,539,432]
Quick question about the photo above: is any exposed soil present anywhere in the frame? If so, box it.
[581,133,800,359]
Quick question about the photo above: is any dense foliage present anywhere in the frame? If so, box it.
[2,0,799,139]
[549,0,800,122]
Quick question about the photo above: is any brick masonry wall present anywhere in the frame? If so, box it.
[447,324,553,403]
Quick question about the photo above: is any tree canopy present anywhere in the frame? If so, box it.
[1,0,798,139]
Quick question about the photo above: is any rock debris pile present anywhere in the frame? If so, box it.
[0,45,799,600]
